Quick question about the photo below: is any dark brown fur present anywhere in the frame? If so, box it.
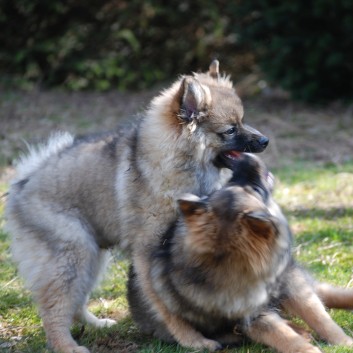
[128,154,353,353]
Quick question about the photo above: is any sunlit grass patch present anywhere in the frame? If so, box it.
[274,162,353,209]
[274,162,353,288]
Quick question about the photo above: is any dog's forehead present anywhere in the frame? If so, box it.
[209,86,244,120]
[211,186,265,216]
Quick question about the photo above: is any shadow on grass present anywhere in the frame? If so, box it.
[283,206,353,220]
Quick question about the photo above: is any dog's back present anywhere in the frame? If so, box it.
[6,130,131,251]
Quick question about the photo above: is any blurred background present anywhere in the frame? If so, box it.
[1,0,353,171]
[1,0,353,100]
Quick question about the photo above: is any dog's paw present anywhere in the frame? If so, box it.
[95,318,117,328]
[327,334,353,346]
[72,346,90,353]
[341,336,353,346]
[293,343,322,353]
[49,341,91,353]
[189,338,222,351]
[301,347,322,353]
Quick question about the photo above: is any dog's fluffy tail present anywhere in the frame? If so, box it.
[13,132,74,182]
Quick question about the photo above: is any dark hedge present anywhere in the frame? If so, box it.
[1,1,352,102]
[231,0,353,102]
[0,0,245,91]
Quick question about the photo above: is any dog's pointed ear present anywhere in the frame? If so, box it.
[178,194,207,217]
[243,211,276,237]
[208,59,219,79]
[176,77,210,123]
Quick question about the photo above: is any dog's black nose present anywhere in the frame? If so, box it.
[259,136,269,148]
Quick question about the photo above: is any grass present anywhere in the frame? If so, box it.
[1,85,353,352]
[0,161,352,353]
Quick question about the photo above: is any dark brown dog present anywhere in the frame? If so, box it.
[128,154,353,353]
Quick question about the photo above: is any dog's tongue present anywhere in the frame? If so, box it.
[225,151,241,160]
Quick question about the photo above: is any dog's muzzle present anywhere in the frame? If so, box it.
[257,136,269,151]
[244,135,269,153]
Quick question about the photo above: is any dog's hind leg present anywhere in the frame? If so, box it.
[75,250,117,328]
[38,242,106,353]
[315,282,353,309]
[11,210,110,353]
[25,243,97,353]
[39,245,115,352]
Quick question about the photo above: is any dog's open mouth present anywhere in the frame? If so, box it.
[215,150,243,169]
[223,151,242,160]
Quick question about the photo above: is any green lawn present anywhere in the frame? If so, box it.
[1,161,353,353]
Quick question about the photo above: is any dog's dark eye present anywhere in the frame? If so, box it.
[253,186,263,195]
[252,185,268,202]
[224,127,236,135]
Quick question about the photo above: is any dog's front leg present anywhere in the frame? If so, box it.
[132,250,222,351]
[283,292,353,346]
[282,268,353,346]
[245,311,322,353]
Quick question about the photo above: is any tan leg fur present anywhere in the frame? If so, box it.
[246,312,322,353]
[282,269,353,347]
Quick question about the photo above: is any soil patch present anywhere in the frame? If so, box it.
[1,87,352,181]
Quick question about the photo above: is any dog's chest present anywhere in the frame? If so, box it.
[196,166,232,195]
[200,281,269,319]
[178,277,271,326]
